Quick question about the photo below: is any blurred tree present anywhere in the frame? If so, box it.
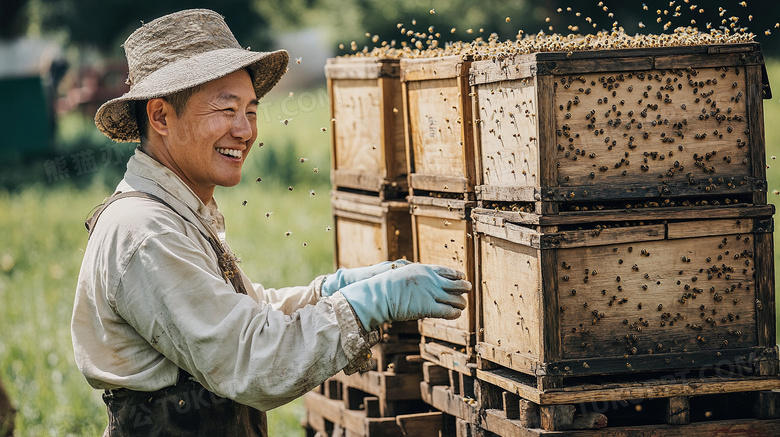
[37,0,273,54]
[254,0,536,54]
[254,0,780,56]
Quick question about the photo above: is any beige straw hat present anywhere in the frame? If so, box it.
[95,9,289,142]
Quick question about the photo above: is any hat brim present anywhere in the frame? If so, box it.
[95,48,289,142]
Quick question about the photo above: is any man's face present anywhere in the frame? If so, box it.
[164,69,258,200]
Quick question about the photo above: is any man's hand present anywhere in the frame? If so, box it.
[339,263,471,331]
[321,260,411,297]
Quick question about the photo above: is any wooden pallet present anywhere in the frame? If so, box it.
[478,413,780,436]
[305,390,443,437]
[470,43,770,210]
[329,368,427,418]
[326,57,408,198]
[474,364,780,432]
[473,206,778,386]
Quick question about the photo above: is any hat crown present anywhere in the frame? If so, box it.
[123,9,242,88]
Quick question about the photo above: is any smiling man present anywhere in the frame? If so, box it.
[71,9,471,436]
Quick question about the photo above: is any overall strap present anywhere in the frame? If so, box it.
[85,191,247,295]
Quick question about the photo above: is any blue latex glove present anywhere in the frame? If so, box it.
[321,259,411,297]
[339,263,471,331]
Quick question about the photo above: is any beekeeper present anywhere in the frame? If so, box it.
[71,9,471,436]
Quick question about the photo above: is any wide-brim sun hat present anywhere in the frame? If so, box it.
[95,9,289,142]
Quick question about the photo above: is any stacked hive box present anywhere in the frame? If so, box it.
[400,56,481,402]
[305,57,439,437]
[465,43,780,434]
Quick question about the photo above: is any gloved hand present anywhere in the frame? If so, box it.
[321,259,411,297]
[339,263,471,331]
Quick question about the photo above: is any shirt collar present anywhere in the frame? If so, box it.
[118,148,225,237]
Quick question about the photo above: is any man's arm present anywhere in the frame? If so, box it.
[115,231,377,411]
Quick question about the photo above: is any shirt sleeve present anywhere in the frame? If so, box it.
[242,272,325,315]
[114,231,378,411]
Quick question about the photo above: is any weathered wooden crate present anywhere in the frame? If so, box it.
[473,205,777,389]
[470,43,771,212]
[401,55,476,195]
[326,58,407,198]
[410,195,477,348]
[331,191,413,269]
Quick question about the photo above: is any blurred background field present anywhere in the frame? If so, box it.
[3,1,780,436]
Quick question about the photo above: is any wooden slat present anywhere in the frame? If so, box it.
[474,219,542,249]
[754,231,777,353]
[420,336,475,376]
[666,217,755,239]
[325,58,399,80]
[418,319,472,347]
[543,223,665,249]
[400,55,469,82]
[395,412,442,436]
[665,396,691,426]
[470,54,537,85]
[408,195,474,214]
[746,64,769,205]
[333,370,423,401]
[422,361,450,386]
[472,204,775,227]
[409,174,471,194]
[536,74,557,204]
[380,74,408,182]
[419,381,479,423]
[654,51,763,70]
[476,367,780,406]
[538,57,655,76]
[543,179,760,203]
[331,170,386,193]
[480,411,780,437]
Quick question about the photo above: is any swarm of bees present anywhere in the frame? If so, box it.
[341,2,772,60]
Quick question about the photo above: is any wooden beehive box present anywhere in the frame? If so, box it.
[401,55,475,195]
[470,43,771,213]
[410,195,476,347]
[473,204,777,388]
[326,58,407,198]
[331,191,412,269]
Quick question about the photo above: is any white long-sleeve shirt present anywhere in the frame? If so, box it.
[71,148,377,411]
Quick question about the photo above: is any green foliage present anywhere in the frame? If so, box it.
[255,0,534,51]
[36,0,273,54]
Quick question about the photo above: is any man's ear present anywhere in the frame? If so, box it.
[147,98,170,137]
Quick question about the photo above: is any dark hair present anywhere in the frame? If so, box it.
[133,84,203,146]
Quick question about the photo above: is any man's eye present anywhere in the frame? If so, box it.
[247,111,257,118]
[222,108,236,114]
